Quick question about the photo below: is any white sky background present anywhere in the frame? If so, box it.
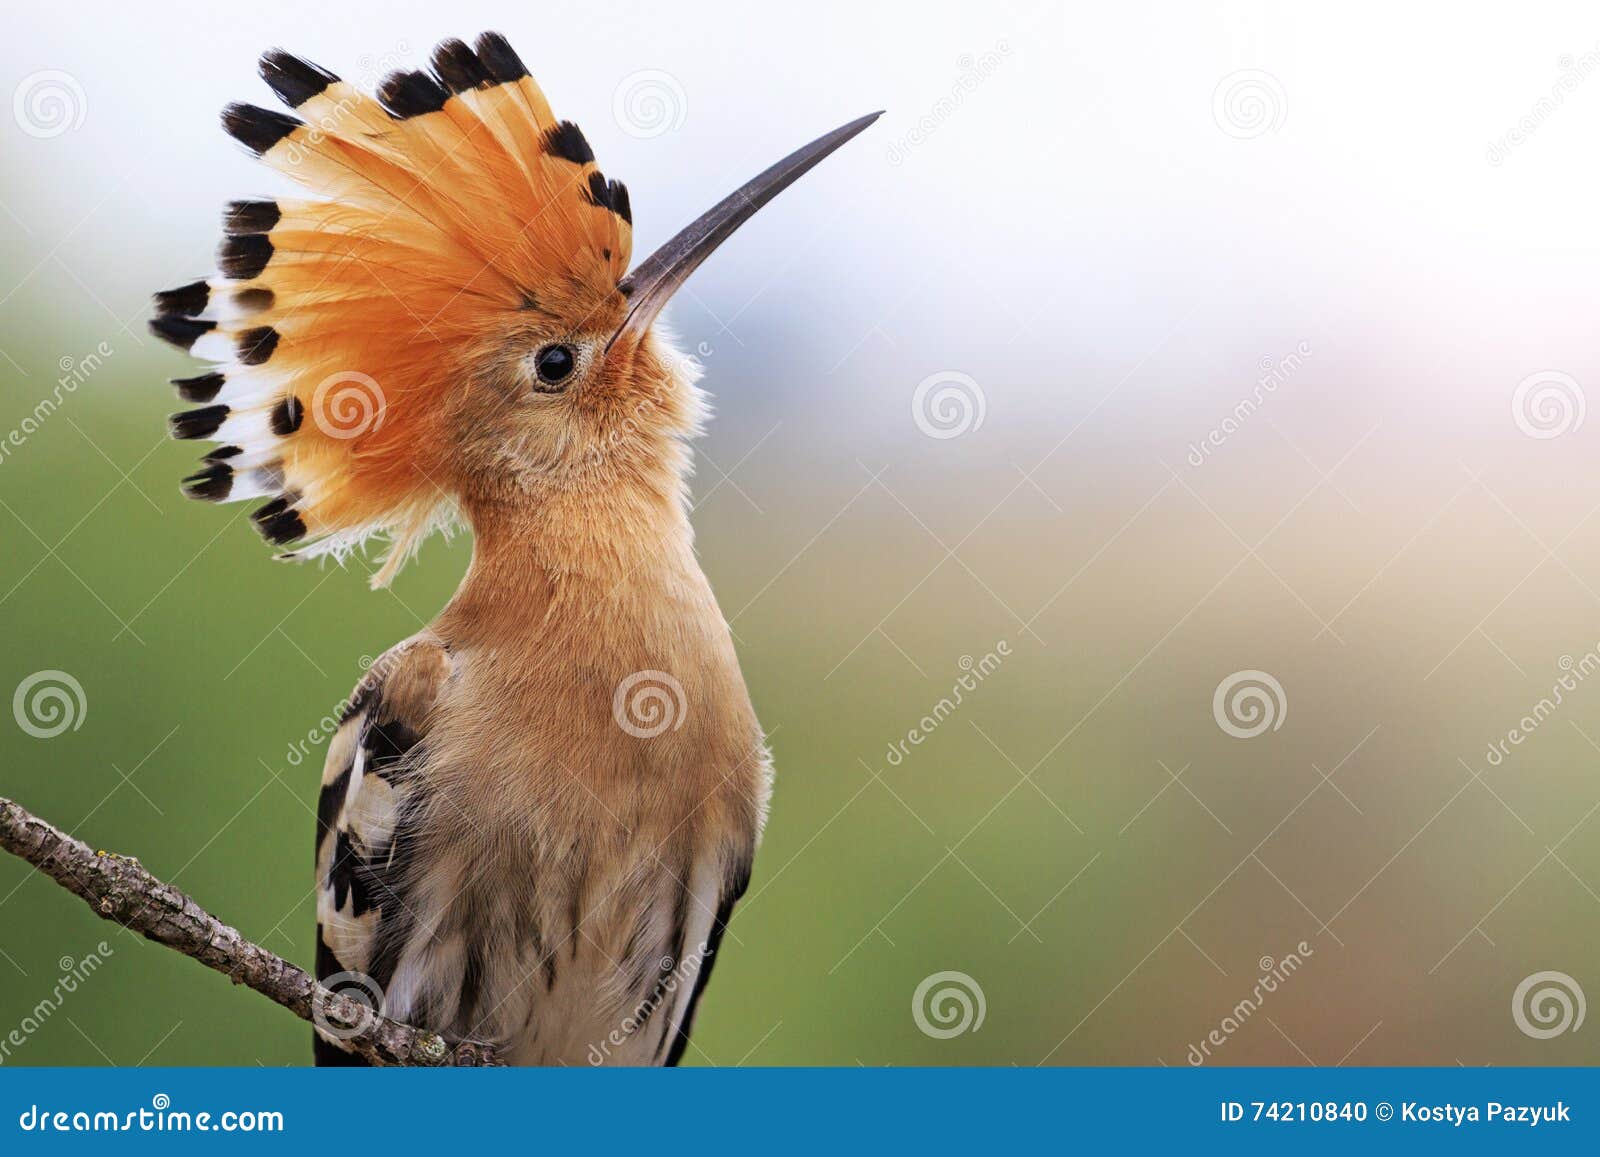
[5,1,1600,460]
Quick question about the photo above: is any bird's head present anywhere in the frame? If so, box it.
[446,107,879,507]
[151,33,875,584]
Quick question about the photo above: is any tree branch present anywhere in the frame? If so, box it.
[0,795,499,1066]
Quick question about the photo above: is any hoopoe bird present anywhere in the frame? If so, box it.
[148,32,876,1065]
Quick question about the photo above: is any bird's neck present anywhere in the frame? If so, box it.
[441,460,711,649]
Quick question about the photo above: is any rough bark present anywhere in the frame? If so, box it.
[0,796,499,1067]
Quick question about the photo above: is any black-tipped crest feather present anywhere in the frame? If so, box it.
[154,281,209,318]
[237,326,279,366]
[259,50,338,109]
[149,315,215,351]
[270,395,304,436]
[378,70,449,118]
[252,497,306,545]
[224,200,281,235]
[220,234,273,280]
[169,405,229,441]
[221,102,300,155]
[431,39,492,93]
[544,121,594,166]
[473,31,528,83]
[182,462,233,502]
[585,171,630,223]
[172,372,225,403]
[607,179,632,225]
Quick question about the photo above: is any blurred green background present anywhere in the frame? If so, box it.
[3,1,1599,1066]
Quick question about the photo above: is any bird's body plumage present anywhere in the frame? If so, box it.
[314,509,767,1064]
[150,30,871,1065]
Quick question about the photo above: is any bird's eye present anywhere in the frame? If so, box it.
[533,343,576,389]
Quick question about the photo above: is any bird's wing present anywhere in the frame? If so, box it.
[661,861,750,1066]
[312,635,451,1066]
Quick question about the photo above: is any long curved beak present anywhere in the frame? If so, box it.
[608,111,882,351]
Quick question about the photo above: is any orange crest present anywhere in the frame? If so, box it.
[151,33,633,582]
